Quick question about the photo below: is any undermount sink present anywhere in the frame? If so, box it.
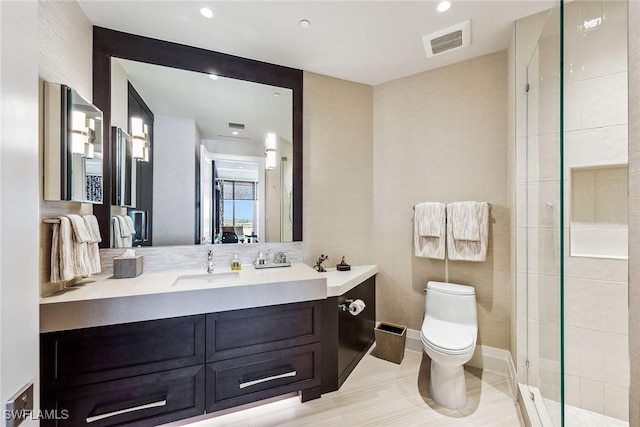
[172,271,240,286]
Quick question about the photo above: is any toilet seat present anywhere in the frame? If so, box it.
[421,318,475,355]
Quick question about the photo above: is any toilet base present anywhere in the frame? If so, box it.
[429,360,467,410]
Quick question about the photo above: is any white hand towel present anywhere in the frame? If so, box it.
[447,202,489,262]
[82,215,102,274]
[67,214,92,276]
[415,203,445,237]
[123,215,136,236]
[67,214,91,243]
[414,202,446,259]
[112,216,125,248]
[449,201,481,241]
[50,216,75,283]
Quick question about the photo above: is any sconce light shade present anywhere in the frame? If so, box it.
[131,117,146,160]
[71,110,87,154]
[265,133,277,170]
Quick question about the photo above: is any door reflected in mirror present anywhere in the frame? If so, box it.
[110,58,293,246]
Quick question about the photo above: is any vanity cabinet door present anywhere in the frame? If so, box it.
[205,343,321,412]
[206,301,321,363]
[41,365,205,427]
[41,315,205,390]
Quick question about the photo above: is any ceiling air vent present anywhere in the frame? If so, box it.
[422,20,471,58]
[228,122,245,130]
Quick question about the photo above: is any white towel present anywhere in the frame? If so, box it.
[447,202,489,262]
[67,214,92,277]
[123,215,136,236]
[113,216,133,248]
[449,201,481,241]
[414,202,446,259]
[50,216,75,283]
[82,215,102,274]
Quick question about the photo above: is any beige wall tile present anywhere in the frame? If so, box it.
[629,1,640,422]
[373,50,510,347]
[38,0,94,296]
[302,72,374,268]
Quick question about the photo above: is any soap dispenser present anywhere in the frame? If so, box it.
[231,254,242,271]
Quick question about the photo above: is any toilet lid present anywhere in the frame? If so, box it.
[421,319,475,354]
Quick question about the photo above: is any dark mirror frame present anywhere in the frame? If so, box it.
[92,26,303,248]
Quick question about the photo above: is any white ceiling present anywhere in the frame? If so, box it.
[80,1,555,86]
[117,58,292,141]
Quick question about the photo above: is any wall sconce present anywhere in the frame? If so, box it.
[131,117,146,160]
[84,118,95,158]
[265,133,277,170]
[71,110,87,154]
[142,124,150,162]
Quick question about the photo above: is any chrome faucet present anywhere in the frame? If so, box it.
[207,250,214,273]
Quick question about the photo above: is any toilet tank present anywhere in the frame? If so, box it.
[425,281,477,326]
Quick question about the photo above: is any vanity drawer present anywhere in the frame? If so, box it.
[206,301,321,362]
[41,315,205,390]
[206,343,321,411]
[41,365,205,427]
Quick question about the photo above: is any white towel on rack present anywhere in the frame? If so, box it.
[447,201,489,262]
[414,202,446,259]
[82,215,102,274]
[67,214,92,277]
[123,215,136,236]
[113,216,133,248]
[50,216,75,283]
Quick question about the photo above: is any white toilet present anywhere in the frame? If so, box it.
[421,281,478,410]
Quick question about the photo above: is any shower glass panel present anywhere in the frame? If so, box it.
[524,3,563,426]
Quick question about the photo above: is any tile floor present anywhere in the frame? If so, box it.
[170,349,525,427]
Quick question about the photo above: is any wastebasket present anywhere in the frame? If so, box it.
[374,321,407,364]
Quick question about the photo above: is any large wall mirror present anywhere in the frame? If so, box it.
[93,27,303,248]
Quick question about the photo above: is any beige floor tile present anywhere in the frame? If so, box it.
[173,350,524,427]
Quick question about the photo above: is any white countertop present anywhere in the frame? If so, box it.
[40,263,378,332]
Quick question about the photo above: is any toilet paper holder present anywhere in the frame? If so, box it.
[338,299,354,312]
[338,299,366,315]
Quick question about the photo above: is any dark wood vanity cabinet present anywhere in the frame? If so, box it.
[205,301,322,411]
[40,301,323,426]
[321,275,377,393]
[40,315,206,426]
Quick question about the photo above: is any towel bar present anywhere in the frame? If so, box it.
[413,202,492,210]
[43,218,61,224]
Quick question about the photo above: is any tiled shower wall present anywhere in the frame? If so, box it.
[515,1,629,421]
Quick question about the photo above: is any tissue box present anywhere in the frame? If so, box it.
[113,255,144,279]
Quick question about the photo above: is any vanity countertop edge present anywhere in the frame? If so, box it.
[40,263,378,333]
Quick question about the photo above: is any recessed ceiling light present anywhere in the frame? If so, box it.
[232,131,238,135]
[200,7,214,19]
[437,1,451,12]
[209,74,218,80]
[299,19,310,29]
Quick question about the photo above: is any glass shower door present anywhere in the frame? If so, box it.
[524,3,563,426]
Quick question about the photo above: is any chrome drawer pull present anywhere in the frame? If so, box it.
[239,370,297,389]
[86,399,167,423]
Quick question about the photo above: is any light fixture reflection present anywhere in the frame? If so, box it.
[265,133,277,170]
[71,110,87,154]
[131,117,146,160]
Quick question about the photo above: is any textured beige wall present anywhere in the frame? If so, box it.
[303,72,374,267]
[628,1,639,424]
[372,51,510,349]
[38,0,94,296]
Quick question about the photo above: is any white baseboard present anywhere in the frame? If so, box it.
[405,328,517,397]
